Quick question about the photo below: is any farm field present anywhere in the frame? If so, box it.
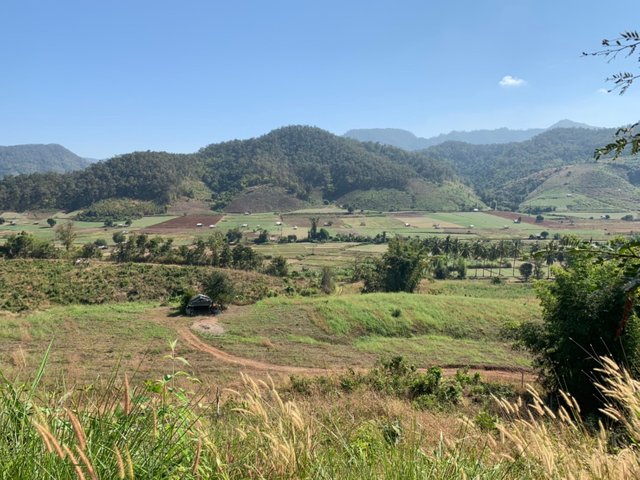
[2,208,640,267]
[0,280,538,386]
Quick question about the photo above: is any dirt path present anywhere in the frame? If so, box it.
[148,307,534,383]
[177,325,329,374]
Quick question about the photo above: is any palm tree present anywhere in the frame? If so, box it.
[511,239,522,277]
[471,240,486,278]
[497,240,509,277]
[543,240,558,279]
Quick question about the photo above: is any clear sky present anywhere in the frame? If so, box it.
[1,0,639,158]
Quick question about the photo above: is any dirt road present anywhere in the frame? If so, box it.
[181,326,533,384]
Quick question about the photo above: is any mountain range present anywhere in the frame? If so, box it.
[344,119,599,150]
[0,121,636,214]
[0,144,92,179]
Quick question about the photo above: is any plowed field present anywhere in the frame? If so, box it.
[143,215,223,233]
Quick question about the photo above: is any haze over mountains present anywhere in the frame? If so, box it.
[344,119,600,150]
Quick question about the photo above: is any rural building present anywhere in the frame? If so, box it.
[185,294,214,316]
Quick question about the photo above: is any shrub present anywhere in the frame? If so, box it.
[202,271,234,310]
[179,287,198,314]
[519,262,533,281]
[265,256,288,277]
[518,253,640,414]
[319,266,335,294]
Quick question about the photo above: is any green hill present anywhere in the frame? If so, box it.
[520,161,640,212]
[0,126,482,213]
[0,144,89,178]
[424,127,619,209]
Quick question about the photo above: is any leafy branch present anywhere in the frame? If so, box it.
[584,30,640,159]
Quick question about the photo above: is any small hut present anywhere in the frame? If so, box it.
[185,294,214,316]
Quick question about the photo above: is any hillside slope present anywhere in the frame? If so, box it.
[0,144,89,178]
[0,126,483,213]
[520,161,640,212]
[424,127,618,209]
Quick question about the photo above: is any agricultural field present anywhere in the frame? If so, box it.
[0,279,538,386]
[3,208,640,267]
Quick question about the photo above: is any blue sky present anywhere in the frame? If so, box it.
[1,0,639,158]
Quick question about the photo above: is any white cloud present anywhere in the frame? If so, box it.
[499,75,527,87]
[597,88,610,95]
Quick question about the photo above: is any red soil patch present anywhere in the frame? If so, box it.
[144,215,223,233]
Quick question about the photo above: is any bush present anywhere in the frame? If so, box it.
[320,266,335,294]
[179,288,198,314]
[265,256,288,277]
[519,262,533,281]
[202,271,234,311]
[518,253,640,414]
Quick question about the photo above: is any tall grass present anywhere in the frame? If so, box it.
[1,349,638,479]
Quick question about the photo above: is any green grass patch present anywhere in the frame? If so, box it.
[209,288,539,369]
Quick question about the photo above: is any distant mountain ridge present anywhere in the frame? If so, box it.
[344,119,600,150]
[0,144,90,178]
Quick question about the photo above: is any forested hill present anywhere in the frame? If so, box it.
[0,144,90,178]
[424,127,618,209]
[0,126,473,212]
[199,126,456,207]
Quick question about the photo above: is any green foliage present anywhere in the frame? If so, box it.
[46,218,56,227]
[587,31,640,159]
[426,127,618,209]
[76,198,163,222]
[0,232,57,259]
[517,253,640,413]
[0,126,464,213]
[0,260,280,312]
[0,151,196,211]
[519,262,533,281]
[202,271,234,310]
[179,287,198,314]
[54,222,76,251]
[78,242,102,259]
[291,356,515,412]
[112,231,126,244]
[225,227,242,244]
[364,238,427,293]
[254,229,269,244]
[319,266,335,294]
[265,255,288,277]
